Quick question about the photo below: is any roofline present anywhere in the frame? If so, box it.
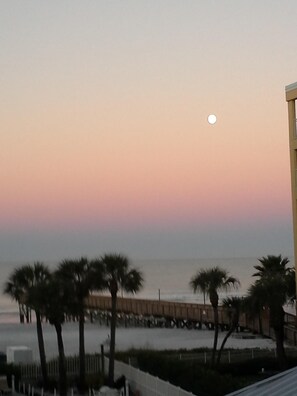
[286,82,297,92]
[226,366,297,395]
[286,82,297,101]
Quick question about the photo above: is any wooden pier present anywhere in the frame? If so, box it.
[85,295,297,345]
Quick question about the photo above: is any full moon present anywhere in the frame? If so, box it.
[208,114,217,125]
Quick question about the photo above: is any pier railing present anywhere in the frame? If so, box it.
[85,295,297,345]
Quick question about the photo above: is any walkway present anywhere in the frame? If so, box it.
[85,295,297,345]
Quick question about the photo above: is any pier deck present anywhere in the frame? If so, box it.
[85,295,297,345]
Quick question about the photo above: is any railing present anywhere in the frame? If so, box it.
[164,348,297,364]
[19,355,196,396]
[85,295,297,344]
[110,357,196,396]
[86,295,234,325]
[19,348,297,395]
[20,355,101,380]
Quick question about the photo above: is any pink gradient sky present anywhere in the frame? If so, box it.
[0,1,296,260]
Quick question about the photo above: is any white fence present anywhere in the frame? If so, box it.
[20,355,196,395]
[20,355,101,379]
[20,348,285,380]
[109,357,196,396]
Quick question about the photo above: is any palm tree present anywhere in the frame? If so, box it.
[99,254,144,386]
[4,263,50,387]
[243,291,264,335]
[287,268,296,303]
[40,271,72,396]
[190,266,240,367]
[253,255,291,278]
[217,296,243,365]
[4,267,31,323]
[57,257,95,393]
[248,255,295,370]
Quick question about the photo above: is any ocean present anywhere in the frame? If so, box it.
[0,257,271,322]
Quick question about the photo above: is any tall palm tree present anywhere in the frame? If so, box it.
[99,254,144,386]
[40,271,72,396]
[57,257,95,393]
[4,263,50,387]
[217,296,243,365]
[253,255,291,278]
[190,266,240,367]
[248,255,295,370]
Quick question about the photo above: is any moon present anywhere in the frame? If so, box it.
[208,114,217,125]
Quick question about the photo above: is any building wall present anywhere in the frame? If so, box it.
[286,83,297,301]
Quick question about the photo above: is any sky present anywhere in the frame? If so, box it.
[1,0,297,262]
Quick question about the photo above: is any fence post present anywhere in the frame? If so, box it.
[228,351,231,363]
[166,381,170,396]
[101,344,105,374]
[146,372,149,395]
[125,379,129,396]
[11,375,15,393]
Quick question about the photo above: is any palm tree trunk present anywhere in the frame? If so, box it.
[271,307,287,370]
[211,306,219,368]
[25,306,31,323]
[78,310,86,393]
[258,312,263,334]
[217,326,234,365]
[36,311,48,387]
[274,327,287,370]
[108,293,117,386]
[19,304,24,323]
[54,323,67,396]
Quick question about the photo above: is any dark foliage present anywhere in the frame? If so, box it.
[115,350,297,396]
[0,363,21,389]
[132,351,246,396]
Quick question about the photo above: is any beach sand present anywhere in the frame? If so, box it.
[0,321,276,361]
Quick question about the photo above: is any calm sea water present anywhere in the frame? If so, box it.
[0,257,273,323]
